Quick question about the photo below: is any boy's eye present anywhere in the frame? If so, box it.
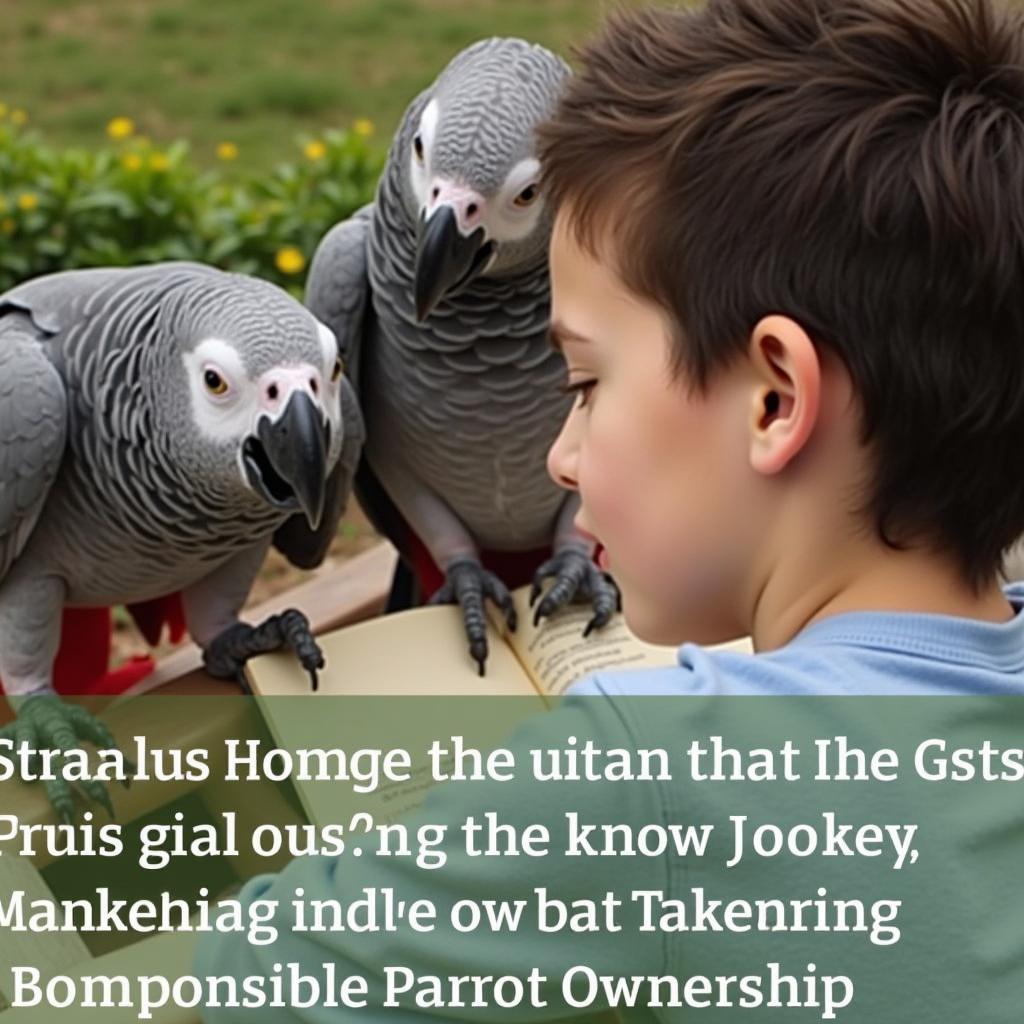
[560,378,597,408]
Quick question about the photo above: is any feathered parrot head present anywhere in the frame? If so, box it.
[391,37,571,320]
[145,265,345,529]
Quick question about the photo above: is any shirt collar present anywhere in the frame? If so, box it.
[785,583,1024,672]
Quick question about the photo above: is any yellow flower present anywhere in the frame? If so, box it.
[148,152,170,172]
[275,246,306,275]
[353,118,374,137]
[216,141,239,162]
[106,116,134,140]
[16,192,38,212]
[10,109,27,126]
[122,152,142,171]
[304,139,327,161]
[1,217,15,235]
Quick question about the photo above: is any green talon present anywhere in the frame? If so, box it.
[11,694,125,822]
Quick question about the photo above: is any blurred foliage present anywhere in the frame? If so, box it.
[0,114,384,294]
[0,0,633,173]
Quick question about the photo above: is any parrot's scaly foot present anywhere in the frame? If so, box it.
[530,547,622,634]
[203,610,325,692]
[0,696,121,823]
[428,558,517,676]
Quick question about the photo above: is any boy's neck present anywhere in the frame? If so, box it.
[751,544,1015,653]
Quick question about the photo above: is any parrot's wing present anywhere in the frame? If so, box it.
[0,323,67,584]
[271,205,373,569]
[305,203,374,392]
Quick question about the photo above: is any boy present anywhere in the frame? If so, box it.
[198,1,1023,1019]
[539,0,1024,688]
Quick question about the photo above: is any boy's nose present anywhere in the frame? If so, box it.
[547,419,579,491]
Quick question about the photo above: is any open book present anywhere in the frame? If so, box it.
[244,587,752,826]
[244,583,754,700]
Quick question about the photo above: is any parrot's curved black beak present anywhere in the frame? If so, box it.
[414,205,496,321]
[243,392,329,529]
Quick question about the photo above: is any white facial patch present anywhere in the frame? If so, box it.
[316,319,339,371]
[489,157,544,243]
[183,338,258,443]
[410,98,440,207]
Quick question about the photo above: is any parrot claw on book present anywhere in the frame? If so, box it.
[0,695,122,822]
[530,547,622,634]
[428,558,517,676]
[202,610,324,693]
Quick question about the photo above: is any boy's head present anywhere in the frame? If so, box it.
[538,0,1024,646]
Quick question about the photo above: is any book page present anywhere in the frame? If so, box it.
[493,586,753,698]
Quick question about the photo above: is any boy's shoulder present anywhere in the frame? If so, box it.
[572,583,1024,700]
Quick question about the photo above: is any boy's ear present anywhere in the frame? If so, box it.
[747,315,821,475]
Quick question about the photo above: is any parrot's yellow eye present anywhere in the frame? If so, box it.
[514,184,539,208]
[413,134,424,163]
[331,357,344,383]
[204,369,228,395]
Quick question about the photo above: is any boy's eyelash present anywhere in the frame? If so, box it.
[560,379,597,407]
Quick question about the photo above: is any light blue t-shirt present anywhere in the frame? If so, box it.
[574,581,1024,698]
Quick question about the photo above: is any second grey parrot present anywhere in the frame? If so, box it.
[305,38,619,674]
[0,262,363,819]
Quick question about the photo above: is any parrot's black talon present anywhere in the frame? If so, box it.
[308,670,319,693]
[583,607,612,638]
[507,607,518,632]
[529,548,622,630]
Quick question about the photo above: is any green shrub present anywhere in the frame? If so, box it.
[0,113,384,296]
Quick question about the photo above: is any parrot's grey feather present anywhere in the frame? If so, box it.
[0,297,62,335]
[0,320,67,583]
[305,205,373,389]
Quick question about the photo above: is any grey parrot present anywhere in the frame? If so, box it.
[0,262,363,820]
[304,38,619,675]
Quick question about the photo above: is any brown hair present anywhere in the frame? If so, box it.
[538,0,1024,587]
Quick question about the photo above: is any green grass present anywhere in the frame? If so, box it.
[0,0,637,174]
